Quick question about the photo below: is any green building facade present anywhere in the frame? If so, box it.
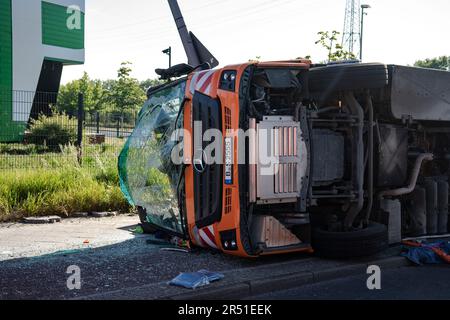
[0,0,85,142]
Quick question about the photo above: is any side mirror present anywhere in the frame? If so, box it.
[155,63,194,80]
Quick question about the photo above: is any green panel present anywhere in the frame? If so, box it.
[42,1,85,49]
[0,0,24,142]
[0,0,12,91]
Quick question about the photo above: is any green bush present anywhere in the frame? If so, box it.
[28,113,77,152]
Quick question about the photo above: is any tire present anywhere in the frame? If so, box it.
[312,222,389,259]
[309,63,389,94]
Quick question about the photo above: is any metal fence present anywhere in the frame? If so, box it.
[0,90,137,170]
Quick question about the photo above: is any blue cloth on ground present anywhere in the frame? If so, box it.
[169,270,225,289]
[401,241,450,265]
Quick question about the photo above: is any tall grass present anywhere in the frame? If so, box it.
[0,146,131,222]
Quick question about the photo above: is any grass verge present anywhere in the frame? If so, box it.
[0,146,132,222]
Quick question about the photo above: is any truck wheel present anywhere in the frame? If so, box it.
[309,63,389,94]
[312,222,389,259]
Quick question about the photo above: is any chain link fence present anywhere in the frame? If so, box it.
[0,90,137,170]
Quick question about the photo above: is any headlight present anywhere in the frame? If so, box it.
[220,70,237,92]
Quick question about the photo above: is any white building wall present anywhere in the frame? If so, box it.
[11,0,85,121]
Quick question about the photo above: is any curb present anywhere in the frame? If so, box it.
[72,212,89,218]
[22,216,62,224]
[168,256,410,300]
[171,283,252,301]
[90,212,118,218]
[75,255,410,300]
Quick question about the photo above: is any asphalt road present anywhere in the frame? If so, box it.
[0,236,264,300]
[1,216,447,300]
[249,265,450,300]
[0,216,293,300]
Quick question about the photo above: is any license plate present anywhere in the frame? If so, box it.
[225,137,233,185]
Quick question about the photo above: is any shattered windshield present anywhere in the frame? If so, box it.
[119,79,187,235]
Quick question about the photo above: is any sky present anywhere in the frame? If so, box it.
[61,0,450,83]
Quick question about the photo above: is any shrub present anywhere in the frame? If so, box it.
[28,113,77,152]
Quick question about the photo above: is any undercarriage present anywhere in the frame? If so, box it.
[240,63,450,257]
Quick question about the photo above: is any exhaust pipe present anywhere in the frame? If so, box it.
[379,153,434,198]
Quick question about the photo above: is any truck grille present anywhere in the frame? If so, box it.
[193,93,223,227]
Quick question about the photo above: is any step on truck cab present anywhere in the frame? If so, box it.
[118,0,450,258]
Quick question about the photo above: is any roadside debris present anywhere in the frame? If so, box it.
[170,236,190,248]
[130,226,144,234]
[146,239,170,246]
[161,236,191,253]
[49,249,83,257]
[141,226,192,252]
[160,247,190,254]
[169,270,225,289]
[22,216,62,224]
[146,236,191,253]
[402,240,450,265]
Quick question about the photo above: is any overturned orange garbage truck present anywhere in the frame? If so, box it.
[119,0,450,258]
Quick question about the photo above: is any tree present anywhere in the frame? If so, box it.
[58,81,79,115]
[58,72,107,115]
[315,31,356,62]
[414,56,449,70]
[107,62,146,116]
[101,79,116,94]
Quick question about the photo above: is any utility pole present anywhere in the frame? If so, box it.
[360,4,371,61]
[162,46,172,68]
[342,0,361,57]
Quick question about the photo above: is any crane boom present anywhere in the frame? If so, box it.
[167,0,219,69]
[167,0,200,66]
